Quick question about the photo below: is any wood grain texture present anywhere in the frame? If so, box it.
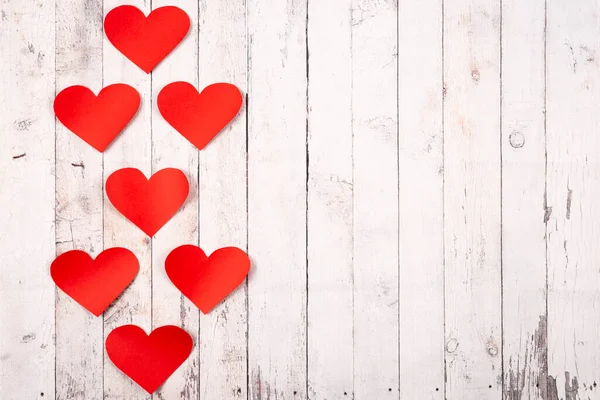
[5,1,600,399]
[150,1,199,399]
[102,0,152,398]
[55,0,104,399]
[0,0,56,399]
[351,0,399,398]
[501,0,548,399]
[398,0,445,398]
[307,0,354,399]
[246,0,307,399]
[546,1,600,399]
[197,0,248,398]
[443,0,502,398]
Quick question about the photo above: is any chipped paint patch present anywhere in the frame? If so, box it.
[565,371,579,400]
[21,333,36,343]
[547,376,559,400]
[534,316,549,400]
[14,118,34,131]
[506,358,525,400]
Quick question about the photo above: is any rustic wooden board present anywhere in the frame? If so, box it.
[398,0,444,397]
[4,0,600,399]
[150,1,200,399]
[197,0,248,398]
[307,1,353,399]
[246,0,307,399]
[102,0,152,399]
[443,0,503,398]
[55,0,104,399]
[547,1,600,399]
[352,0,399,398]
[501,0,548,399]
[0,0,56,399]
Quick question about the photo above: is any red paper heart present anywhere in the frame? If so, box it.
[104,5,190,73]
[54,84,140,152]
[157,82,243,150]
[165,245,250,313]
[106,168,189,237]
[106,325,193,394]
[50,248,139,316]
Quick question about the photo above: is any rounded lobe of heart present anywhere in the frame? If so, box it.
[105,325,193,394]
[165,245,250,314]
[105,168,190,237]
[50,248,139,316]
[104,5,190,73]
[53,84,140,152]
[157,82,243,150]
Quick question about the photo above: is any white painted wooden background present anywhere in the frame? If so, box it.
[0,0,598,399]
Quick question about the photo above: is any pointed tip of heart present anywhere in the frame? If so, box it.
[142,229,158,238]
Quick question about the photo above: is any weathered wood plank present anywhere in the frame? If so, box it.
[398,0,445,398]
[196,0,248,399]
[443,0,502,398]
[0,0,56,398]
[546,1,600,399]
[247,0,308,398]
[306,0,353,398]
[150,1,199,399]
[54,0,104,399]
[102,0,152,398]
[501,0,548,398]
[351,0,399,397]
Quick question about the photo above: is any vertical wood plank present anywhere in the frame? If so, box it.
[351,0,399,397]
[197,0,248,398]
[443,0,502,398]
[546,1,600,398]
[501,0,548,398]
[0,0,56,398]
[247,0,307,398]
[102,0,152,398]
[54,0,104,399]
[398,0,445,397]
[306,0,353,398]
[150,1,199,399]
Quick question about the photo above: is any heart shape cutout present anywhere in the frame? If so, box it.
[106,168,189,237]
[157,82,243,150]
[104,5,190,73]
[50,248,139,316]
[54,84,140,152]
[165,245,250,313]
[106,325,193,393]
